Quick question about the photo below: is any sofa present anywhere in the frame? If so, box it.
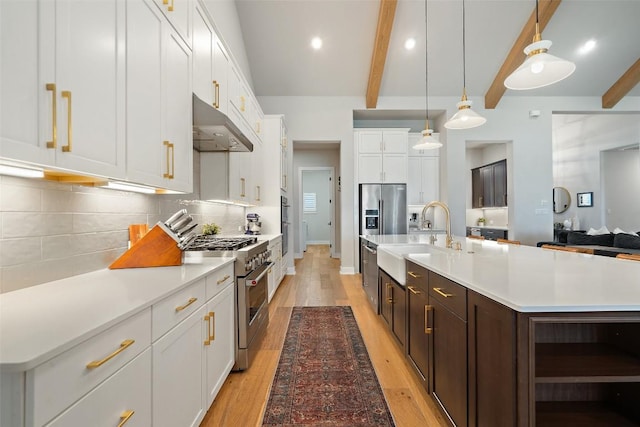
[537,230,640,257]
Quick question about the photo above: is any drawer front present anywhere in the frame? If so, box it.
[406,261,429,295]
[205,263,234,300]
[29,308,151,427]
[429,272,467,320]
[46,348,151,427]
[152,279,205,341]
[482,228,507,241]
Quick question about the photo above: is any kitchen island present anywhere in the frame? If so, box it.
[363,234,640,427]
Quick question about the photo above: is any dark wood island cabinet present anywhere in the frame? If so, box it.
[404,259,640,427]
[380,269,406,348]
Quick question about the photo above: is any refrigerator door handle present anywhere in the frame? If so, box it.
[379,199,384,234]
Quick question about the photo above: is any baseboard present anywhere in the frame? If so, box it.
[332,252,341,259]
[340,266,355,275]
[286,267,296,275]
[294,252,303,259]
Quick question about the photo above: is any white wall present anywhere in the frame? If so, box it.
[552,113,640,230]
[259,94,640,272]
[602,149,640,232]
[0,151,246,293]
[293,147,341,257]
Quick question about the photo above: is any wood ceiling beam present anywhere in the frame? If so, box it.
[602,58,640,108]
[366,0,397,109]
[484,0,562,109]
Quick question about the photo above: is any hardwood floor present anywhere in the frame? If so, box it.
[201,245,447,427]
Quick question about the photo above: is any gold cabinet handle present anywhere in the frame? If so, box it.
[240,177,245,197]
[204,312,212,345]
[46,83,57,148]
[210,311,215,341]
[386,283,393,303]
[433,287,453,298]
[256,121,261,134]
[240,95,245,112]
[117,410,135,427]
[479,196,484,207]
[175,297,197,312]
[407,271,421,279]
[283,175,287,189]
[424,305,433,334]
[168,0,174,11]
[163,141,174,179]
[212,80,220,109]
[407,285,421,295]
[216,274,230,285]
[86,339,135,369]
[61,91,72,152]
[256,185,261,202]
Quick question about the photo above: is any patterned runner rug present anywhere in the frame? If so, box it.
[262,306,395,426]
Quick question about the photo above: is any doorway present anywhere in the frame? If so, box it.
[299,167,335,258]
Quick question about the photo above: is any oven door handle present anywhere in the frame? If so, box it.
[245,262,273,287]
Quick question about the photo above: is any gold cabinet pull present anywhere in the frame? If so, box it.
[407,271,421,279]
[283,175,287,189]
[168,0,174,11]
[46,83,57,148]
[386,283,393,303]
[433,287,453,298]
[213,80,220,108]
[216,274,230,285]
[61,91,72,152]
[175,297,197,312]
[210,311,215,341]
[240,95,245,112]
[424,305,433,334]
[256,185,261,202]
[163,141,174,179]
[407,285,421,295]
[240,177,245,197]
[117,410,135,427]
[86,339,135,369]
[256,121,261,134]
[204,312,212,345]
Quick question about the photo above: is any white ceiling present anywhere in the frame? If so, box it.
[234,0,640,103]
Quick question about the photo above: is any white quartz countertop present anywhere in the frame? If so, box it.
[363,234,640,313]
[0,258,234,372]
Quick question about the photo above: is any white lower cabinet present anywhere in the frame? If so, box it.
[46,349,152,427]
[152,305,206,427]
[267,237,283,302]
[204,285,235,407]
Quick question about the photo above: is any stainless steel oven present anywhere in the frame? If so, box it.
[183,236,271,370]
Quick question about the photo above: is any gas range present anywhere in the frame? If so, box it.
[183,235,270,277]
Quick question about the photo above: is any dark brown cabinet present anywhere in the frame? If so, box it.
[406,263,430,390]
[471,159,507,208]
[429,272,468,427]
[468,291,516,427]
[379,269,405,348]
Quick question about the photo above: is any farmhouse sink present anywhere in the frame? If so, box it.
[377,244,436,286]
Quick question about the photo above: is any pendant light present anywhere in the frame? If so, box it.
[413,0,442,150]
[504,0,575,90]
[445,0,486,130]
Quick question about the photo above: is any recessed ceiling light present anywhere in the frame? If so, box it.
[311,37,322,50]
[404,38,416,50]
[578,39,596,55]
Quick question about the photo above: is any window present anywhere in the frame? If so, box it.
[303,193,317,213]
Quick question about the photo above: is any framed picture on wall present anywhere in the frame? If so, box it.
[577,192,593,207]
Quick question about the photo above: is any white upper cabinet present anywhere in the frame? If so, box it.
[126,0,192,193]
[407,157,439,205]
[212,35,229,115]
[0,0,126,179]
[152,0,191,47]
[192,3,215,105]
[356,129,409,183]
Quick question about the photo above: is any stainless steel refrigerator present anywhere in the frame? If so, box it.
[359,184,407,236]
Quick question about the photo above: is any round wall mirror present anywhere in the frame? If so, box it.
[553,187,571,213]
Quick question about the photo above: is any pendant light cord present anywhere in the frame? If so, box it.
[424,0,429,124]
[462,0,466,92]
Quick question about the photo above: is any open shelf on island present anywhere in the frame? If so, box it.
[536,401,639,427]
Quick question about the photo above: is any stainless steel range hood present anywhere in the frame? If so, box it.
[192,94,253,152]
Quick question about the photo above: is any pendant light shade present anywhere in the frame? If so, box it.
[413,121,442,150]
[504,38,576,90]
[444,97,487,130]
[504,0,575,90]
[445,0,486,130]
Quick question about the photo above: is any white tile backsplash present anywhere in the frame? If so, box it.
[0,176,247,293]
